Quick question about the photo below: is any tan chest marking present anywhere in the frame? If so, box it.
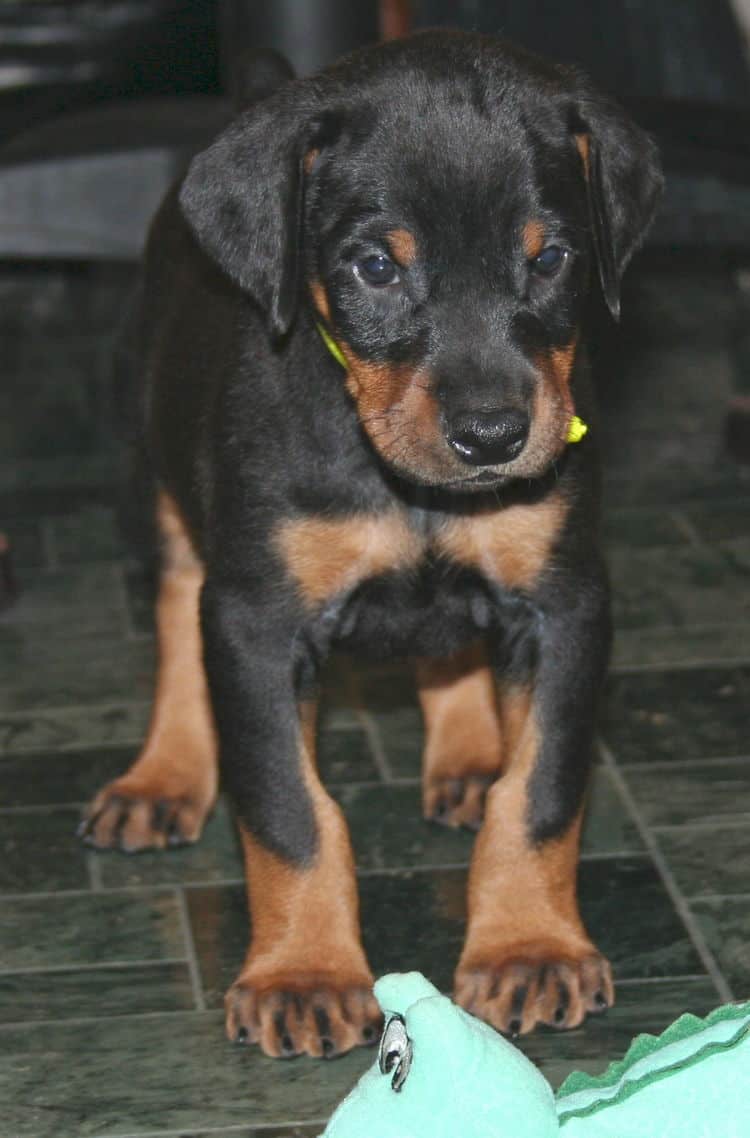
[435,491,569,590]
[275,512,424,607]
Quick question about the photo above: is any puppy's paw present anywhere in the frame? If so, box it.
[78,777,211,852]
[455,948,613,1035]
[226,972,382,1058]
[423,773,495,830]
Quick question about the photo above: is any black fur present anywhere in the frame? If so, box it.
[138,31,661,867]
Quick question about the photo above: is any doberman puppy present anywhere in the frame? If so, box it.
[80,31,662,1058]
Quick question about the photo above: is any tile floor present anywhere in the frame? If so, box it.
[0,255,749,1137]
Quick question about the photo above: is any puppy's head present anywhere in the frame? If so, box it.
[180,32,662,490]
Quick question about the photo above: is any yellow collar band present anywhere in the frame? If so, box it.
[315,322,588,445]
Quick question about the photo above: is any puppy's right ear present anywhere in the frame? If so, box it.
[179,84,324,338]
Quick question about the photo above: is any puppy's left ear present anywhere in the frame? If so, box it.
[179,83,329,339]
[573,88,663,320]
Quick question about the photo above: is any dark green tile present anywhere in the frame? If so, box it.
[0,808,89,893]
[601,667,750,763]
[0,453,117,497]
[0,1010,370,1137]
[0,634,154,713]
[683,499,750,543]
[0,702,150,756]
[580,767,643,856]
[3,517,46,569]
[53,505,124,563]
[0,564,126,638]
[579,857,702,979]
[517,977,722,1088]
[601,507,686,550]
[124,564,155,636]
[180,1129,320,1138]
[98,799,242,888]
[0,483,116,524]
[185,884,247,1009]
[608,545,749,632]
[0,746,134,807]
[690,898,750,997]
[373,706,424,779]
[0,962,194,1025]
[337,783,474,870]
[355,661,417,713]
[655,825,750,898]
[318,727,379,784]
[623,759,750,827]
[0,891,186,970]
[612,623,750,669]
[361,870,471,992]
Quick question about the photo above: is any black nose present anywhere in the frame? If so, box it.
[447,409,529,466]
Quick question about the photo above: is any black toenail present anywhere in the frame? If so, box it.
[237,1026,248,1043]
[362,1024,376,1043]
[594,989,608,1008]
[321,1037,335,1057]
[509,1017,521,1037]
[554,1006,565,1024]
[281,1033,294,1054]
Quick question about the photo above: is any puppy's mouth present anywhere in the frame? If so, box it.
[439,469,513,492]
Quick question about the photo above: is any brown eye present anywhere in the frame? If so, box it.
[531,245,568,275]
[356,254,400,287]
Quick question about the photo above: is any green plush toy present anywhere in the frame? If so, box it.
[321,973,750,1138]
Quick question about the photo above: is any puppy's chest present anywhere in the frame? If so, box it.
[275,492,567,656]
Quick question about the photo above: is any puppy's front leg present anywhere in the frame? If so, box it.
[455,564,614,1035]
[201,581,379,1058]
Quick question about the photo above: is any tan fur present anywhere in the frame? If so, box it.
[574,132,590,180]
[275,511,424,606]
[522,219,546,259]
[455,701,610,1032]
[435,490,568,590]
[227,700,377,1056]
[416,642,506,827]
[84,490,217,849]
[309,279,331,322]
[387,226,418,267]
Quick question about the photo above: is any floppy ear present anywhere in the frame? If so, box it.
[179,84,322,338]
[573,89,663,320]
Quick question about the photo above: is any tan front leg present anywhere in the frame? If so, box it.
[226,702,379,1059]
[416,642,505,829]
[80,490,217,850]
[455,691,612,1035]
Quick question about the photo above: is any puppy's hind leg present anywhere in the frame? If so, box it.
[79,490,218,852]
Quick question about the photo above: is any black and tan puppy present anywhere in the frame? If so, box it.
[80,31,661,1058]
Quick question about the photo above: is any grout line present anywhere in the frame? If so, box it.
[355,707,394,783]
[176,887,206,1013]
[0,802,89,814]
[600,741,733,1003]
[671,509,703,548]
[611,651,750,675]
[40,517,58,570]
[688,891,750,903]
[617,754,750,771]
[0,957,189,977]
[0,1008,220,1032]
[87,851,104,892]
[91,1121,327,1138]
[614,973,717,987]
[651,818,750,833]
[112,559,139,641]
